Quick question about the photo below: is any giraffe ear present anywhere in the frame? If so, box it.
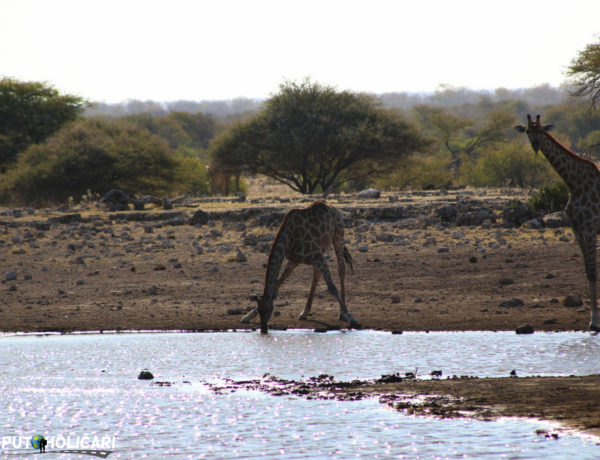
[514,125,526,133]
[542,124,554,132]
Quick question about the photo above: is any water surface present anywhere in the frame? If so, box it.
[1,330,598,458]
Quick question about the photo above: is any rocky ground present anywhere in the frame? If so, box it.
[2,181,599,438]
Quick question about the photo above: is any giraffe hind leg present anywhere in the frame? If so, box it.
[315,258,360,328]
[299,267,320,320]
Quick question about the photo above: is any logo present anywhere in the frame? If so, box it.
[1,434,116,458]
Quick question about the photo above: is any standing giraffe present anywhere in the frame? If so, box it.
[241,199,360,333]
[516,114,600,331]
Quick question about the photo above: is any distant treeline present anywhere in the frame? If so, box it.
[85,84,569,120]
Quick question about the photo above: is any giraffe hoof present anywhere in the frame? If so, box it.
[590,322,600,332]
[298,314,307,320]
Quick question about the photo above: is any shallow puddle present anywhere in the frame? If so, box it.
[1,330,599,458]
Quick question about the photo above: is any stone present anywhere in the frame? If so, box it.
[190,209,210,226]
[357,188,381,199]
[498,298,524,308]
[101,189,129,211]
[137,370,154,380]
[515,324,534,334]
[502,202,534,227]
[6,271,17,281]
[236,248,247,262]
[563,295,583,308]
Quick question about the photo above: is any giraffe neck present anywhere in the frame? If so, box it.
[263,229,288,299]
[538,133,592,189]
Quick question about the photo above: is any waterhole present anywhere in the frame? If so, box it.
[1,330,598,458]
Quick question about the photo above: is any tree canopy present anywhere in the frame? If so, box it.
[0,78,85,171]
[568,38,600,109]
[210,81,429,194]
[0,118,208,206]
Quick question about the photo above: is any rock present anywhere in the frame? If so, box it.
[563,295,583,308]
[132,200,145,211]
[357,188,381,199]
[377,373,402,383]
[515,324,534,334]
[48,213,82,224]
[423,237,437,247]
[244,233,258,246]
[137,370,154,380]
[6,271,17,281]
[436,204,457,222]
[190,209,210,226]
[502,202,534,227]
[376,232,395,243]
[34,221,51,231]
[358,245,369,252]
[140,195,163,206]
[543,212,568,228]
[499,277,514,286]
[162,198,173,210]
[498,298,524,308]
[391,295,401,304]
[101,189,129,211]
[469,256,478,263]
[236,248,247,262]
[166,216,186,226]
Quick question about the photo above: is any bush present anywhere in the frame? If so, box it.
[460,142,559,188]
[0,118,209,206]
[529,182,570,213]
[376,153,453,190]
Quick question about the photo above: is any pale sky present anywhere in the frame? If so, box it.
[1,0,599,103]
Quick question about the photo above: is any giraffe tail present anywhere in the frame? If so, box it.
[343,246,354,273]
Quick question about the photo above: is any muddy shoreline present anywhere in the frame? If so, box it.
[206,372,600,439]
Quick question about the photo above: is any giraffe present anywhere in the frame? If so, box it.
[241,199,360,333]
[515,114,600,331]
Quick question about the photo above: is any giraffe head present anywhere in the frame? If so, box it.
[256,294,273,334]
[514,114,554,153]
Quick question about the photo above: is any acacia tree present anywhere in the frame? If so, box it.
[568,38,600,109]
[0,78,85,170]
[210,81,429,194]
[413,105,514,177]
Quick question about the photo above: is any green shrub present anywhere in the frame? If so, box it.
[376,153,453,190]
[0,118,210,206]
[529,182,570,213]
[460,142,558,188]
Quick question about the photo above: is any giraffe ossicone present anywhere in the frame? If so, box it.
[241,199,359,333]
[516,114,600,331]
